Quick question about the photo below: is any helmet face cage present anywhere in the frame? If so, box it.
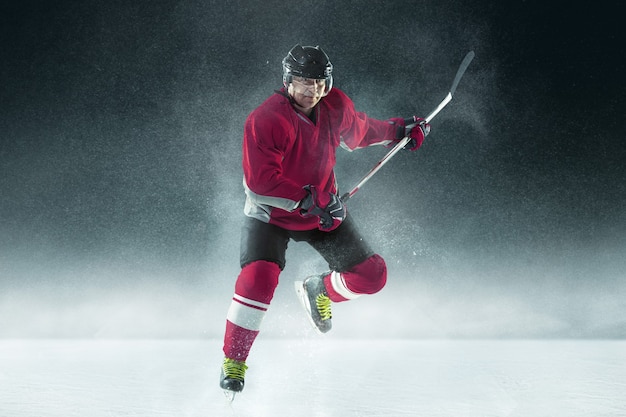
[282,45,333,96]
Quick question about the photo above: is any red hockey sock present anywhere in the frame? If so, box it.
[222,260,281,361]
[324,254,387,302]
[223,320,259,362]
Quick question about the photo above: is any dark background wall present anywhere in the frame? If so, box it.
[1,0,624,338]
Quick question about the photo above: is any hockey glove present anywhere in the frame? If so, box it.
[299,185,346,231]
[389,116,431,151]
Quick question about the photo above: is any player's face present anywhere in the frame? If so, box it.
[288,76,326,114]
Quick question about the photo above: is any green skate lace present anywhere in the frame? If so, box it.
[223,358,248,380]
[316,294,332,321]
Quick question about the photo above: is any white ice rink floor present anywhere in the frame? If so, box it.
[1,338,625,417]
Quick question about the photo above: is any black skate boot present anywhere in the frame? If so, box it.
[295,273,332,334]
[220,357,248,402]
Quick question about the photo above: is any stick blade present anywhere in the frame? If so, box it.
[449,50,475,96]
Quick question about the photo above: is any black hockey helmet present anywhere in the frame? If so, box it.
[282,44,333,95]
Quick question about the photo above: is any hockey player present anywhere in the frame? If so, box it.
[220,44,430,398]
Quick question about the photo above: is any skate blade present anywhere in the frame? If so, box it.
[223,389,237,403]
[294,281,324,335]
[294,281,309,312]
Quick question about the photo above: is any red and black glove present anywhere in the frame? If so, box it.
[299,185,346,231]
[388,116,431,151]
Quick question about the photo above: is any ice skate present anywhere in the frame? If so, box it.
[295,274,332,334]
[220,357,248,402]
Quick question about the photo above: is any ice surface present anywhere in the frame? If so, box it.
[1,339,625,417]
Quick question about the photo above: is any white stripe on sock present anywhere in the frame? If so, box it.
[226,295,269,331]
[329,271,362,300]
[233,294,270,310]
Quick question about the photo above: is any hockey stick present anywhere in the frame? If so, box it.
[340,50,475,203]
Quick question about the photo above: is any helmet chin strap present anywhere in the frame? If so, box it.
[274,87,317,119]
[292,95,314,111]
[274,88,299,107]
[275,85,321,113]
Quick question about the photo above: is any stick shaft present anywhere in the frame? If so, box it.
[341,51,474,202]
[340,136,411,202]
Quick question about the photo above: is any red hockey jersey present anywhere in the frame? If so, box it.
[242,87,397,231]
